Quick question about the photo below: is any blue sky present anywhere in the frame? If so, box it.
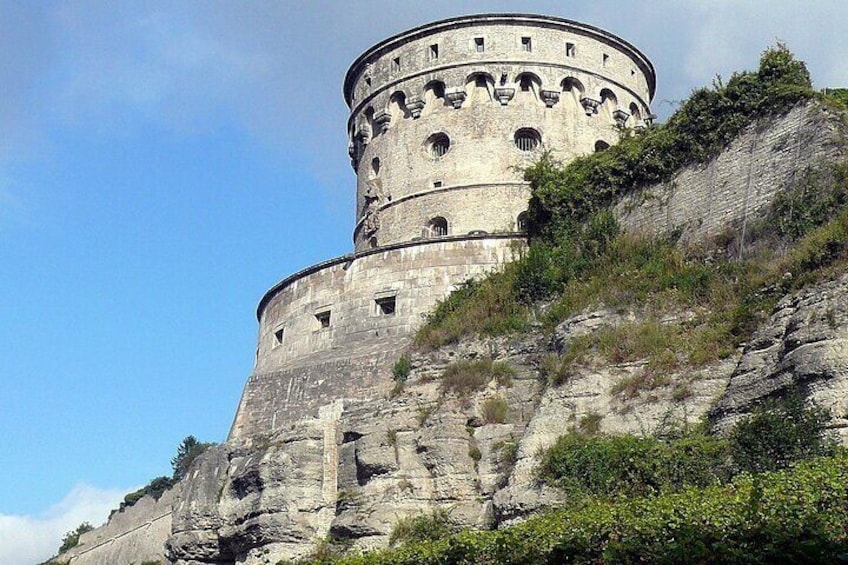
[2,1,847,563]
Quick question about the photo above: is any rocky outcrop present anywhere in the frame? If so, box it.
[59,101,848,565]
[615,102,847,245]
[710,273,848,438]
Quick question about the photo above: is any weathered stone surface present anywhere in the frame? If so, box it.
[60,488,175,565]
[710,273,848,438]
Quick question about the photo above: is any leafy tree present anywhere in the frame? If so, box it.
[171,435,213,480]
[58,521,93,553]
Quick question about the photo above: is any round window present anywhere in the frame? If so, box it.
[427,133,451,158]
[514,128,541,151]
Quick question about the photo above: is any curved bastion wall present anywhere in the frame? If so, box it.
[230,235,521,439]
[345,14,655,250]
[230,14,656,440]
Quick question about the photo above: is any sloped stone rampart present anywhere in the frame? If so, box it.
[60,489,175,565]
[615,102,847,244]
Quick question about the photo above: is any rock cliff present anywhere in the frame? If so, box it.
[56,101,848,565]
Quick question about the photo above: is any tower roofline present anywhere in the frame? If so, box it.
[343,13,657,106]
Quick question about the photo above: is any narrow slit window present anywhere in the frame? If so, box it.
[273,327,284,345]
[566,42,576,57]
[392,57,401,72]
[474,37,485,52]
[603,53,609,66]
[365,76,372,87]
[521,36,532,52]
[316,310,331,328]
[375,296,396,315]
[429,44,439,60]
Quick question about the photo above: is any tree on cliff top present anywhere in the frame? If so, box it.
[171,435,213,481]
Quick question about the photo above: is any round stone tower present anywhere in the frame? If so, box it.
[230,14,655,440]
[344,13,655,251]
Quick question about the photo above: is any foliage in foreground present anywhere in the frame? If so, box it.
[537,394,835,499]
[287,453,848,565]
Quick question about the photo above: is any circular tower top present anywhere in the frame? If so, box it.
[343,14,656,251]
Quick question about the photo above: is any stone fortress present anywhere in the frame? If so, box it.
[230,13,656,439]
[59,12,848,565]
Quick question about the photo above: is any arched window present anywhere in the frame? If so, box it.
[595,140,610,152]
[515,128,541,151]
[426,132,451,158]
[368,237,378,249]
[465,72,493,103]
[517,212,529,232]
[629,102,643,127]
[371,157,381,175]
[429,216,448,237]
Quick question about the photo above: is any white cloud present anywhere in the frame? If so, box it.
[0,483,128,565]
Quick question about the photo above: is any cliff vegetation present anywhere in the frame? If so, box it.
[294,45,848,565]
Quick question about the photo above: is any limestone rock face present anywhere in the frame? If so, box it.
[710,273,848,438]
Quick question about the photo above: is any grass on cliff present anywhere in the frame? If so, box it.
[286,453,848,565]
[286,396,840,565]
[415,46,848,387]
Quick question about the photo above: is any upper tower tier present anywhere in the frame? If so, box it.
[344,14,656,251]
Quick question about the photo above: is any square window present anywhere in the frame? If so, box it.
[273,327,284,345]
[433,181,442,188]
[521,36,532,52]
[316,310,331,328]
[566,42,576,57]
[392,57,401,72]
[429,44,439,60]
[375,296,396,315]
[474,37,484,52]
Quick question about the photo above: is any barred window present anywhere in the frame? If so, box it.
[514,128,541,151]
[427,133,451,158]
[429,216,448,236]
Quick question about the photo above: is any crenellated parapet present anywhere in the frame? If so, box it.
[343,14,655,250]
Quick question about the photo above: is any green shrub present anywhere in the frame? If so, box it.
[494,440,519,477]
[729,392,836,474]
[388,508,456,547]
[392,354,412,382]
[58,521,94,553]
[537,432,731,498]
[289,455,848,565]
[480,396,509,424]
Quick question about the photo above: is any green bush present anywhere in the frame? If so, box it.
[289,455,848,565]
[537,432,731,498]
[729,392,836,474]
[388,508,456,547]
[58,521,94,553]
[391,354,412,382]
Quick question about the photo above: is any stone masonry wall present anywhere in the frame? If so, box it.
[234,236,523,440]
[615,102,847,243]
[60,489,175,565]
[346,14,655,250]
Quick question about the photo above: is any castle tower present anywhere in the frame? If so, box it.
[229,14,655,440]
[345,14,655,250]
